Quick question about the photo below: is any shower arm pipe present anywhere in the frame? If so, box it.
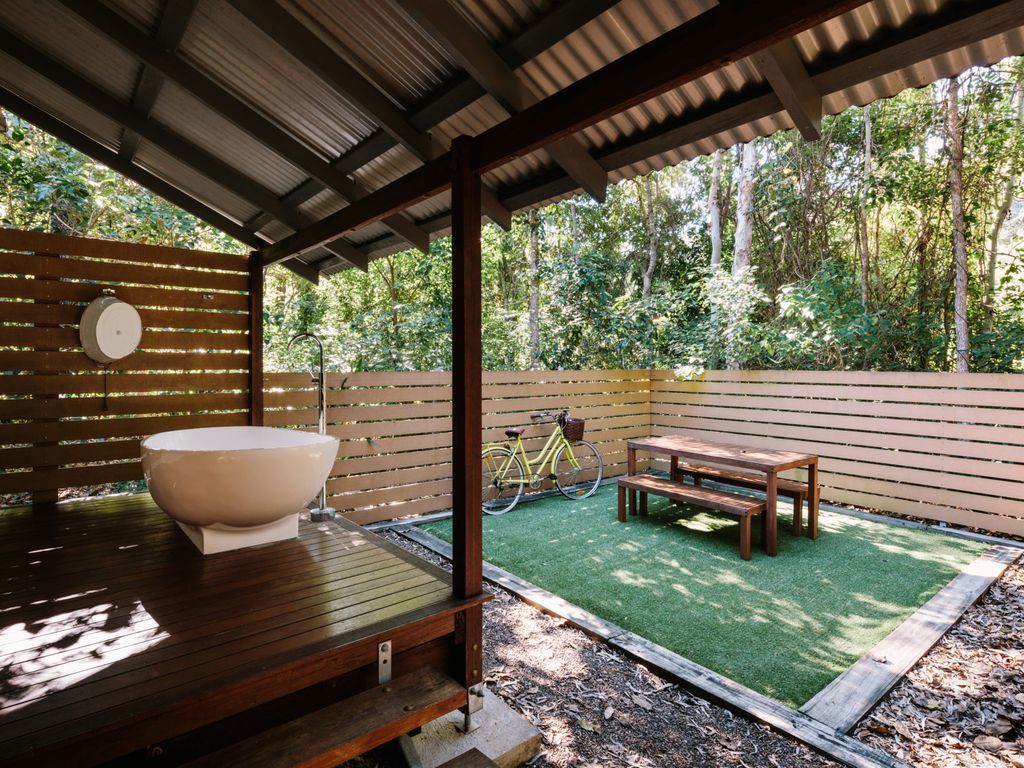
[287,332,327,435]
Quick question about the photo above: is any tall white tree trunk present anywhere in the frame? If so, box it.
[732,141,756,274]
[984,84,1023,335]
[708,148,723,271]
[858,105,872,313]
[641,175,658,300]
[527,208,541,369]
[947,76,970,373]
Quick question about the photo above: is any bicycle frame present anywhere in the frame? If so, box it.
[484,423,580,484]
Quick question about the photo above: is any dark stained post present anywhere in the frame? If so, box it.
[248,253,264,427]
[450,135,484,701]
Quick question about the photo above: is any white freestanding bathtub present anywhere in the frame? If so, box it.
[142,426,339,554]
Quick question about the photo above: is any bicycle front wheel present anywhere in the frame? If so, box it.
[482,447,525,515]
[553,440,603,500]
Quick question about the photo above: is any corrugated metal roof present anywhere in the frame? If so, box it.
[0,0,1020,278]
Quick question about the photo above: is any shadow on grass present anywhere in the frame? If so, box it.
[425,484,985,708]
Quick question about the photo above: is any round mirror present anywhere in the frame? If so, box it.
[80,296,143,364]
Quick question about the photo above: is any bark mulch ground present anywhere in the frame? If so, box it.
[856,554,1024,768]
[361,531,837,768]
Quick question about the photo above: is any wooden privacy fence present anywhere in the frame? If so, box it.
[0,229,254,502]
[650,370,1024,537]
[264,370,651,524]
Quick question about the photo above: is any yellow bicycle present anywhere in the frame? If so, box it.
[481,410,603,515]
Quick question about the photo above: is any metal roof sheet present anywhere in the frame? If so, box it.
[0,0,1020,276]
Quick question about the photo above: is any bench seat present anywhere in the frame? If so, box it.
[673,462,807,535]
[617,474,765,559]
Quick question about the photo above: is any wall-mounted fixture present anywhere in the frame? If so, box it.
[80,295,143,364]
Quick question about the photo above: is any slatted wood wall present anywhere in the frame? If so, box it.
[649,370,1024,537]
[264,369,650,524]
[0,228,252,503]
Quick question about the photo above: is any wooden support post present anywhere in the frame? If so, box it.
[807,460,819,540]
[32,251,61,506]
[248,254,264,426]
[450,135,483,692]
[765,471,778,556]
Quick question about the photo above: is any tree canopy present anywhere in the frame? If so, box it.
[3,60,1022,374]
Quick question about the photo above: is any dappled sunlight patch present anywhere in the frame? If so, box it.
[611,569,658,588]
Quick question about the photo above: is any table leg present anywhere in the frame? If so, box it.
[807,460,819,540]
[670,455,678,481]
[617,484,626,522]
[765,471,778,557]
[640,491,648,516]
[627,445,636,476]
[792,492,804,537]
[630,489,637,516]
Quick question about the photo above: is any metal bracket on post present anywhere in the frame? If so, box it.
[378,640,392,685]
[457,684,485,733]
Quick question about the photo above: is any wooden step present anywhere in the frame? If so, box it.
[440,748,502,767]
[618,474,765,517]
[676,463,807,495]
[184,669,467,768]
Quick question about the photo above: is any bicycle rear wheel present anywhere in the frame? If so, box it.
[553,440,602,500]
[482,447,525,515]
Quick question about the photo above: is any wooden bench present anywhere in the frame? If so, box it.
[185,668,472,768]
[672,460,809,535]
[617,474,766,560]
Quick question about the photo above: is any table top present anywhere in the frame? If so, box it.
[628,434,817,473]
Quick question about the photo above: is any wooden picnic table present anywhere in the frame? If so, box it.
[626,435,819,556]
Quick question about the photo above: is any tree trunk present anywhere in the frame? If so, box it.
[708,148,723,271]
[732,141,756,274]
[527,208,541,368]
[947,76,970,373]
[641,175,658,300]
[984,85,1023,335]
[858,104,872,313]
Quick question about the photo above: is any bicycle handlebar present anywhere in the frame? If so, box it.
[530,410,568,423]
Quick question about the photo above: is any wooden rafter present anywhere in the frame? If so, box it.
[119,0,198,161]
[750,40,822,141]
[242,0,620,234]
[261,0,870,262]
[56,0,431,259]
[223,0,512,230]
[0,85,320,285]
[355,0,1024,258]
[397,0,609,202]
[0,27,367,273]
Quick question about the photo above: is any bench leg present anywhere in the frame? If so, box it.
[629,489,637,516]
[739,515,751,561]
[759,508,768,548]
[617,485,626,522]
[640,491,648,517]
[792,492,804,537]
[808,462,820,540]
[670,455,679,481]
[693,476,702,488]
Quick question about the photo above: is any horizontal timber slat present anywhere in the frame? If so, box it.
[650,371,1024,536]
[0,228,253,501]
[265,369,650,524]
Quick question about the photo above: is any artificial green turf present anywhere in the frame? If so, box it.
[424,483,985,708]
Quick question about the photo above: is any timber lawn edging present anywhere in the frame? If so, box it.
[397,526,912,768]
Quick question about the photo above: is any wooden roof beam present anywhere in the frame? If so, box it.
[119,0,198,161]
[0,28,364,275]
[223,0,511,230]
[56,0,431,257]
[750,40,821,141]
[0,85,320,284]
[397,0,609,203]
[244,0,619,232]
[261,0,869,262]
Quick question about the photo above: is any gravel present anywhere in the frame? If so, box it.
[357,530,838,768]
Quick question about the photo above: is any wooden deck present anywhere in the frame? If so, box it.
[0,494,485,766]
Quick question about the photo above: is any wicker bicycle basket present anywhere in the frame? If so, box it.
[561,417,585,442]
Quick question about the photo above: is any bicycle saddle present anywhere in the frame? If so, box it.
[504,426,526,438]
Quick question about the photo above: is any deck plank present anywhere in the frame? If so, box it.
[0,493,481,765]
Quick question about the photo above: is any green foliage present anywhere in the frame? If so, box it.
[3,58,1023,374]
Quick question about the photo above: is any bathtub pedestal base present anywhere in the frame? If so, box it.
[175,513,300,555]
